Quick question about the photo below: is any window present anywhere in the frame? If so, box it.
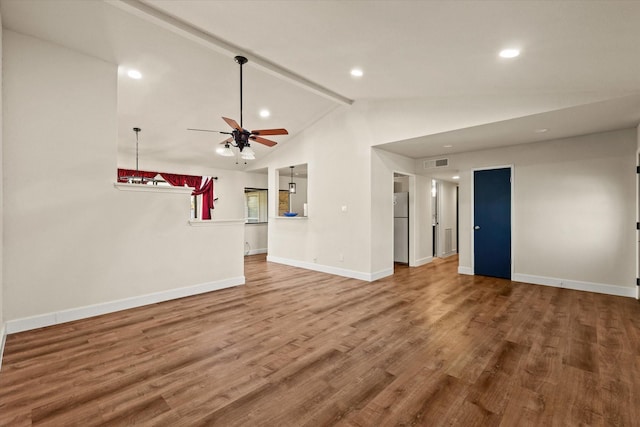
[245,188,268,223]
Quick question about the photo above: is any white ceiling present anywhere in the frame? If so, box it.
[377,94,640,158]
[2,0,640,172]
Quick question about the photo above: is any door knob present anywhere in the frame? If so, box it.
[474,225,480,230]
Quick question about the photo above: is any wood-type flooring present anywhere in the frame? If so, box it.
[1,254,639,426]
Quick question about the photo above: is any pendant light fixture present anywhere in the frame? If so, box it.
[289,165,296,194]
[134,127,141,171]
[120,127,149,184]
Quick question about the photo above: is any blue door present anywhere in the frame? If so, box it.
[474,168,511,279]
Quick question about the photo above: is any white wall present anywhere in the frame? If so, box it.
[256,106,375,280]
[254,101,435,281]
[419,128,636,295]
[3,31,244,327]
[412,174,433,267]
[0,10,5,360]
[244,224,267,255]
[371,148,432,272]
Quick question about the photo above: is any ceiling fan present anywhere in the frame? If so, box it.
[188,55,288,160]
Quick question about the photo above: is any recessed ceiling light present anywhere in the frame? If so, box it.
[350,68,363,77]
[534,128,548,133]
[452,175,460,180]
[443,144,453,148]
[127,69,142,79]
[259,109,270,118]
[499,48,520,59]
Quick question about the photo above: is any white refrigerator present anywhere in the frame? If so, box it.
[394,192,409,263]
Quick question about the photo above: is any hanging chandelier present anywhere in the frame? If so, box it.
[120,127,152,184]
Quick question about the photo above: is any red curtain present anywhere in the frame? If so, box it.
[192,178,214,220]
[158,173,205,190]
[159,173,187,187]
[185,175,203,189]
[117,169,215,219]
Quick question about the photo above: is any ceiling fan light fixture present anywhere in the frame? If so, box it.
[241,151,255,160]
[217,144,234,157]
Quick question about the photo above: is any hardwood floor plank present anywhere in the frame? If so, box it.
[551,365,604,426]
[1,253,639,426]
[343,370,468,427]
[499,385,552,427]
[464,340,529,415]
[563,338,599,374]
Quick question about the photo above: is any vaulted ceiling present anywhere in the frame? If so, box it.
[2,0,640,172]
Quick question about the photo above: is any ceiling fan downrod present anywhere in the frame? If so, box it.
[234,55,248,128]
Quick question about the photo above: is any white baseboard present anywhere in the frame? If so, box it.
[245,248,267,255]
[439,251,457,259]
[411,256,432,267]
[5,276,245,335]
[512,273,636,298]
[458,266,473,275]
[371,268,394,281]
[267,255,387,282]
[0,324,6,371]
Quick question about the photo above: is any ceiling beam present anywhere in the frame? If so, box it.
[109,0,354,106]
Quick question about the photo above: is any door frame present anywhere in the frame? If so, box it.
[471,165,515,279]
[636,149,640,300]
[432,179,440,258]
[392,171,417,268]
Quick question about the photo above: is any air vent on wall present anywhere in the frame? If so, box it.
[423,158,449,169]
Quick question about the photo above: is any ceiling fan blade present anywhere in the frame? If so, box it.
[222,117,242,131]
[250,135,278,147]
[187,128,230,134]
[250,128,289,136]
